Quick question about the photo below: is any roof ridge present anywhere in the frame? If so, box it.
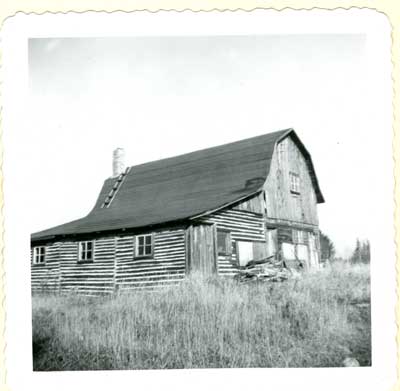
[123,128,293,174]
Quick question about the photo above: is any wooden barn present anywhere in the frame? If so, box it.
[31,128,324,294]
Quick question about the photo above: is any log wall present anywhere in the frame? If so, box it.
[115,229,186,291]
[59,238,115,295]
[31,228,186,295]
[31,242,60,292]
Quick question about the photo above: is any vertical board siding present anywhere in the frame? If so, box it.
[115,229,186,291]
[190,225,216,275]
[59,238,115,295]
[31,242,60,292]
[233,193,265,214]
[264,136,319,225]
[196,208,265,277]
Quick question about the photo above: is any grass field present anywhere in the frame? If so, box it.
[32,263,371,370]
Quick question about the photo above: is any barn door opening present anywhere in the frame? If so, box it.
[236,241,268,267]
[187,224,217,275]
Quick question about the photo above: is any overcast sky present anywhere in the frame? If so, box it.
[27,34,388,257]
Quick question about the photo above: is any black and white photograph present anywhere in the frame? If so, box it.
[1,8,397,391]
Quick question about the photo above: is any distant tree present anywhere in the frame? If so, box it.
[361,240,371,263]
[350,238,370,264]
[319,230,336,262]
[352,239,362,263]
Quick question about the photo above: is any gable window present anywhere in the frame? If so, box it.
[290,172,300,194]
[33,246,46,264]
[135,234,154,258]
[78,241,94,262]
[217,230,231,255]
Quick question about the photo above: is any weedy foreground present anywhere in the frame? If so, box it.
[32,263,370,370]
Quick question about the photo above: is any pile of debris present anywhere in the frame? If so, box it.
[234,256,293,283]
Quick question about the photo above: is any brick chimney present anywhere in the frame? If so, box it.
[112,148,125,177]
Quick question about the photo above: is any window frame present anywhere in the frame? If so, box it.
[78,240,95,263]
[33,246,46,265]
[216,229,232,256]
[135,233,154,259]
[289,172,301,195]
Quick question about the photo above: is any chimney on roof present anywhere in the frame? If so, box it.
[112,148,125,177]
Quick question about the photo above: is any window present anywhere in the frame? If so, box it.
[290,172,300,194]
[217,231,231,255]
[135,234,153,258]
[33,246,46,264]
[78,241,94,262]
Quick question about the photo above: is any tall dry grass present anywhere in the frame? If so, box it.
[32,263,371,370]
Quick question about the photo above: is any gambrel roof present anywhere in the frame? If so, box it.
[31,128,324,242]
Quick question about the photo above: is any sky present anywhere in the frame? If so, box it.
[26,34,388,257]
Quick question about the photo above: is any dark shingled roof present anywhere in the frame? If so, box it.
[31,128,324,242]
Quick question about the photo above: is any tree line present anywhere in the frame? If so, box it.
[319,230,370,264]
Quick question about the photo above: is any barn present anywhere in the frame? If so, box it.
[31,128,324,294]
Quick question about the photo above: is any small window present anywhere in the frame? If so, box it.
[217,231,231,255]
[33,246,46,264]
[78,241,94,262]
[290,172,300,194]
[135,234,154,258]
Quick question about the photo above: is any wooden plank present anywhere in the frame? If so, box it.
[212,224,219,274]
[112,237,117,291]
[189,225,194,273]
[189,224,216,276]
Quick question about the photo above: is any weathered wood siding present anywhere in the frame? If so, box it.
[233,193,265,214]
[187,225,217,275]
[59,238,115,295]
[115,229,186,291]
[31,242,60,292]
[195,208,265,277]
[264,135,319,226]
[31,228,186,294]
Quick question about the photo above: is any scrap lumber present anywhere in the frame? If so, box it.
[234,256,292,283]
